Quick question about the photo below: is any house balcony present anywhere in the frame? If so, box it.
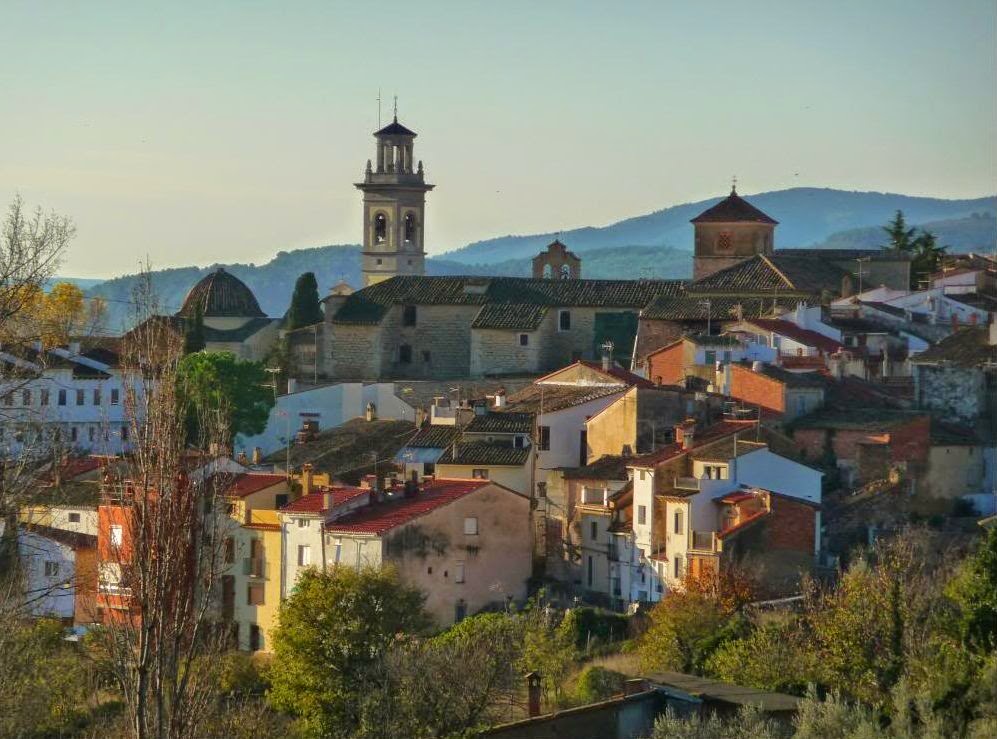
[674,476,701,492]
[689,530,719,553]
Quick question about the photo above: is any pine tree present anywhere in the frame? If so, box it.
[183,305,205,354]
[286,272,323,330]
[910,229,948,288]
[882,210,917,252]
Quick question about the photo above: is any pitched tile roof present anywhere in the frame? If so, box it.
[324,479,491,536]
[575,360,656,388]
[405,425,461,449]
[910,327,996,367]
[750,364,827,388]
[177,268,267,318]
[227,473,287,498]
[561,454,630,480]
[437,442,531,466]
[777,248,911,262]
[375,118,416,136]
[331,275,686,325]
[690,190,778,225]
[641,295,802,321]
[691,255,849,296]
[281,486,368,514]
[501,384,625,413]
[792,408,925,431]
[465,412,534,434]
[742,319,843,353]
[22,523,97,550]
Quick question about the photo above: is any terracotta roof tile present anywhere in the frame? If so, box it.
[227,473,287,498]
[281,486,368,514]
[437,442,530,466]
[324,479,491,535]
[628,419,758,468]
[743,319,843,354]
[910,327,996,367]
[690,190,778,225]
[465,412,534,434]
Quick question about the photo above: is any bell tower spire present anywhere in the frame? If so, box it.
[355,111,434,287]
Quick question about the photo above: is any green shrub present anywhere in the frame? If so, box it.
[563,607,630,650]
[573,666,627,704]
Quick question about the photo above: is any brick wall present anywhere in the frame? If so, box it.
[646,342,685,386]
[635,319,689,366]
[729,364,785,413]
[764,495,816,552]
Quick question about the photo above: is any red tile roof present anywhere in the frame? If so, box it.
[717,510,769,539]
[324,479,490,536]
[282,486,368,514]
[48,455,104,483]
[717,490,757,505]
[577,360,656,388]
[743,319,843,354]
[628,419,758,468]
[227,473,287,498]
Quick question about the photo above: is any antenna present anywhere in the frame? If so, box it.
[393,94,398,121]
[377,88,382,128]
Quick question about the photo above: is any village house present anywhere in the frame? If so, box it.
[644,334,772,389]
[321,478,531,626]
[577,418,822,606]
[16,524,96,624]
[724,363,827,421]
[910,323,997,424]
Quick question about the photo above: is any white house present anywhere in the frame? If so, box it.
[17,524,96,620]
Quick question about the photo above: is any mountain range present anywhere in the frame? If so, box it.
[79,187,996,332]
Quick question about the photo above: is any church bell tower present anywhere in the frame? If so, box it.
[356,114,434,287]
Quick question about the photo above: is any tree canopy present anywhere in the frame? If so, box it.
[176,351,274,443]
[881,210,949,288]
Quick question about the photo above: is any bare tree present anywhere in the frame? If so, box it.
[89,270,239,739]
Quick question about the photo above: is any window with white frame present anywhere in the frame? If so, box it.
[455,561,465,584]
[637,505,647,525]
[333,538,342,564]
[110,525,123,547]
[297,545,311,567]
[297,518,309,528]
[463,517,478,535]
[44,561,60,577]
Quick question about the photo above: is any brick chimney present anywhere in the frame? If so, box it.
[494,387,507,408]
[989,315,997,346]
[674,419,697,450]
[323,490,332,511]
[301,463,314,496]
[526,672,542,718]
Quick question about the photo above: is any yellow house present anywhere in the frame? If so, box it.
[222,473,293,652]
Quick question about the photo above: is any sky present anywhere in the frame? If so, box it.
[0,0,994,279]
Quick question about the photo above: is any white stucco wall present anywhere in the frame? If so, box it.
[733,448,822,504]
[17,531,76,618]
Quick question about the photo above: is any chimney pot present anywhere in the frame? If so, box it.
[301,463,314,495]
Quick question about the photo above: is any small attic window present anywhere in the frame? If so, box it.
[402,305,417,326]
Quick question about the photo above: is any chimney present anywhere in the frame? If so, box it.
[494,387,507,408]
[751,360,764,373]
[601,340,614,371]
[989,316,997,347]
[526,672,542,718]
[68,340,81,355]
[252,447,262,465]
[323,490,332,511]
[675,419,696,450]
[287,377,298,394]
[365,402,377,422]
[301,463,314,496]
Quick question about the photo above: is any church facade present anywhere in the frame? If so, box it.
[288,118,911,382]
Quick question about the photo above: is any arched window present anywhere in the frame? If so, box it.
[542,264,553,279]
[374,213,387,243]
[404,213,417,243]
[560,264,572,279]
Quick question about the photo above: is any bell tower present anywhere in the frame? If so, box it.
[355,114,434,287]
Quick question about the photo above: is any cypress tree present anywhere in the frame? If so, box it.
[286,272,323,330]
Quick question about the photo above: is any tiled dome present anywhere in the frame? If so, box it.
[176,268,266,318]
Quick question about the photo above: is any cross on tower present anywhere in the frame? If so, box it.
[731,175,738,194]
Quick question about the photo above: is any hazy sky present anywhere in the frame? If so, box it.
[1,0,994,278]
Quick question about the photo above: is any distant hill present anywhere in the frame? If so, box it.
[84,187,995,332]
[439,188,996,264]
[815,211,997,253]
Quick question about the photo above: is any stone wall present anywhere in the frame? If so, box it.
[325,322,384,379]
[471,326,543,376]
[915,365,988,422]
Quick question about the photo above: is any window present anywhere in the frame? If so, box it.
[121,425,129,441]
[558,310,571,331]
[538,425,551,451]
[423,462,435,476]
[590,521,598,541]
[71,427,78,442]
[422,350,431,363]
[398,344,412,364]
[402,305,417,326]
[536,481,547,498]
[22,389,31,406]
[376,258,383,265]
[40,389,49,406]
[639,470,646,481]
[403,213,417,243]
[275,493,289,509]
[44,561,60,577]
[587,556,594,587]
[674,509,683,535]
[88,426,96,442]
[76,389,85,406]
[637,505,647,525]
[249,624,262,651]
[560,264,572,279]
[674,555,684,579]
[722,351,731,363]
[58,389,67,406]
[455,599,468,622]
[297,518,310,528]
[247,584,265,606]
[93,389,101,405]
[333,538,342,564]
[464,517,478,535]
[519,333,529,347]
[471,469,489,479]
[297,545,311,567]
[514,435,526,449]
[542,264,553,278]
[110,525,123,547]
[110,389,119,405]
[455,561,465,584]
[704,350,716,365]
[374,213,387,243]
[224,538,235,564]
[68,512,81,523]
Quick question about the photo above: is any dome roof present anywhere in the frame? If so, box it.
[177,268,266,318]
